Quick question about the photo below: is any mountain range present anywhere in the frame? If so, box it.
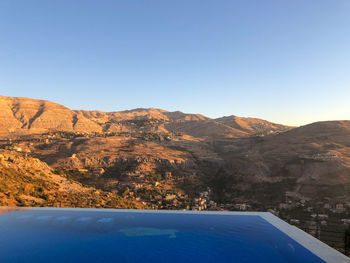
[0,95,291,137]
[0,95,349,210]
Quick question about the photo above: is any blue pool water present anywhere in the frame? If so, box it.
[0,208,324,263]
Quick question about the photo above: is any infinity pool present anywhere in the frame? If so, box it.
[0,208,347,262]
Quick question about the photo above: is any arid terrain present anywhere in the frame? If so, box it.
[0,95,295,207]
[1,95,350,251]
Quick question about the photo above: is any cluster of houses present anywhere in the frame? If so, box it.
[140,132,172,142]
[115,171,219,211]
[273,192,350,243]
[191,189,219,211]
[279,200,349,214]
[192,196,207,211]
[213,203,252,211]
[113,170,194,209]
[299,152,338,161]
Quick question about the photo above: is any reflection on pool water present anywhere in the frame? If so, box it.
[0,208,325,263]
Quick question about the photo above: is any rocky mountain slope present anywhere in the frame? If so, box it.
[0,96,102,135]
[0,149,144,208]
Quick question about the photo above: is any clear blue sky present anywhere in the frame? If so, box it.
[0,0,349,126]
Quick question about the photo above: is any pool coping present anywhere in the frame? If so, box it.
[2,207,350,262]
